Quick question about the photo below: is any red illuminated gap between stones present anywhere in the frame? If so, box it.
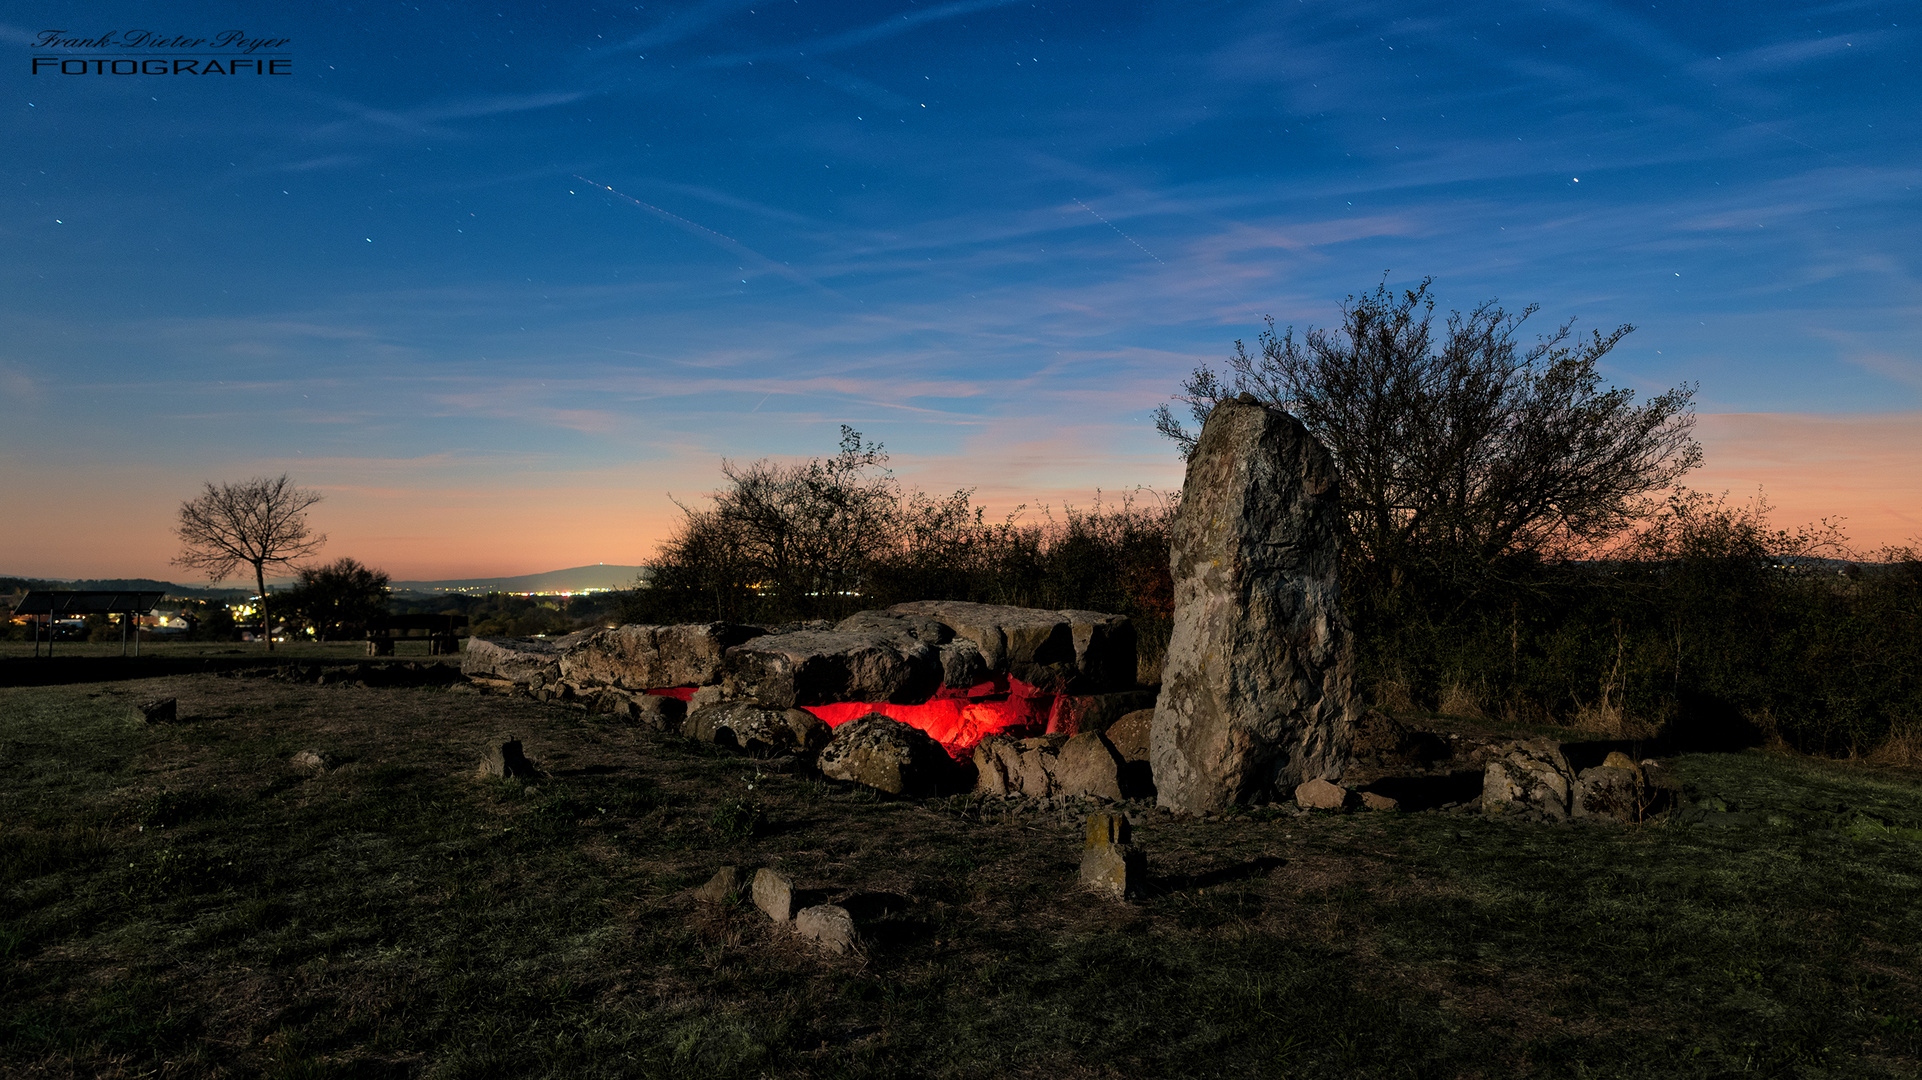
[643,676,1061,758]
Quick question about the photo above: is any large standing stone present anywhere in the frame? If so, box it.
[1151,398,1354,812]
[817,713,958,796]
[558,623,766,690]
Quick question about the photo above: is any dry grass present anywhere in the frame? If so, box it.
[1567,698,1663,740]
[1867,723,1922,768]
[1436,682,1488,719]
[2,668,1921,1078]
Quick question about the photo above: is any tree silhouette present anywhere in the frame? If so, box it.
[173,474,326,650]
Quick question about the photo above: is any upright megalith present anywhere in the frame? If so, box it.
[1151,395,1353,812]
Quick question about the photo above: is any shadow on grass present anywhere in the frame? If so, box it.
[1145,855,1287,897]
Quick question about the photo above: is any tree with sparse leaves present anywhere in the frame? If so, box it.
[173,474,327,650]
[1155,278,1702,603]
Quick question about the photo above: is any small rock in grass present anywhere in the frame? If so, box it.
[1079,811,1144,899]
[794,904,860,955]
[693,866,745,904]
[134,698,176,724]
[1294,777,1349,810]
[753,867,794,922]
[1359,791,1398,811]
[477,737,538,780]
[291,749,335,774]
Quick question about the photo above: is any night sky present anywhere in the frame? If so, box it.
[4,1,1917,581]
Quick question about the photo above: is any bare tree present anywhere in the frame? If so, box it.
[173,475,327,650]
[1155,278,1702,600]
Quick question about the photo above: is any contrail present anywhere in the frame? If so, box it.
[574,175,846,300]
[1075,196,1267,323]
[1073,197,1166,264]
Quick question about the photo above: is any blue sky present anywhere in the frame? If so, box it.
[3,0,1917,580]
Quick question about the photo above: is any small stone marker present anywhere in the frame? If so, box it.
[291,749,335,774]
[794,904,860,955]
[477,737,538,780]
[753,867,794,922]
[693,866,745,904]
[1294,778,1349,810]
[1079,812,1143,899]
[134,698,176,724]
[1359,791,1398,811]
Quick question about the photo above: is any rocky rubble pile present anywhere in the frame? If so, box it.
[462,602,1150,800]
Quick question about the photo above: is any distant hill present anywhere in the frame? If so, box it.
[3,565,650,601]
[0,576,253,600]
[389,564,651,595]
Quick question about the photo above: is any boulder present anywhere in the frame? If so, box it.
[629,693,688,732]
[794,904,860,954]
[1103,708,1157,799]
[973,735,1060,798]
[1053,731,1126,801]
[937,639,990,689]
[693,866,745,904]
[477,737,538,780]
[752,867,794,922]
[720,619,944,708]
[1151,398,1354,813]
[1105,709,1152,762]
[1047,689,1159,736]
[1060,609,1140,693]
[1481,740,1575,818]
[290,749,335,774]
[818,713,958,797]
[1079,812,1143,899]
[558,622,765,690]
[685,702,832,758]
[973,731,1125,800]
[462,633,591,685]
[1295,778,1349,811]
[134,697,177,724]
[1640,759,1682,799]
[887,601,1137,694]
[1602,750,1639,772]
[1572,765,1643,823]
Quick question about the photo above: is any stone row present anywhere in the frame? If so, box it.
[462,601,1138,707]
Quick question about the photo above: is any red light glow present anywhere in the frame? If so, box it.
[645,675,1057,758]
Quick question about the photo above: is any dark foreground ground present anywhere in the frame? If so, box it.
[1,667,1919,1079]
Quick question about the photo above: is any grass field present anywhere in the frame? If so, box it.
[2,670,1919,1078]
